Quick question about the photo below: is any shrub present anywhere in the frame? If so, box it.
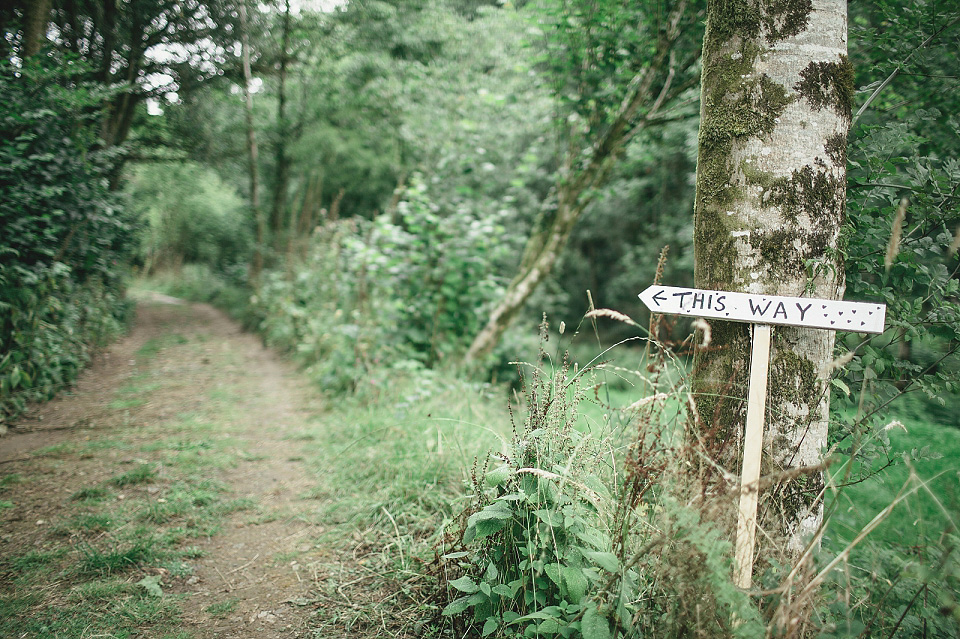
[255,175,516,393]
[0,54,134,425]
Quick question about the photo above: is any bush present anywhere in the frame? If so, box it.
[435,322,762,638]
[255,175,516,393]
[0,54,134,425]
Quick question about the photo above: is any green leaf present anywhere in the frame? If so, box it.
[509,607,563,624]
[442,594,474,616]
[562,565,589,602]
[831,378,851,397]
[584,551,619,573]
[450,575,480,593]
[474,518,506,540]
[581,605,611,639]
[485,465,512,487]
[492,584,515,598]
[137,575,163,598]
[573,527,608,550]
[470,501,515,523]
[537,618,562,634]
[544,562,562,588]
[481,618,499,636]
[534,509,562,527]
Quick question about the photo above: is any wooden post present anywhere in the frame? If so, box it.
[734,323,772,589]
[637,285,886,588]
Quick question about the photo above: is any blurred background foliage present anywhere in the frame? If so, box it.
[2,0,958,442]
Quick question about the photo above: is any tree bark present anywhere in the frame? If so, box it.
[240,1,265,281]
[692,0,850,563]
[21,0,51,57]
[269,0,293,241]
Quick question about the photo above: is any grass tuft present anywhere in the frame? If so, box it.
[109,464,158,487]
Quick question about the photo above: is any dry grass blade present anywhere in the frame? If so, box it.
[818,350,855,378]
[795,471,928,602]
[584,308,641,327]
[692,318,711,349]
[884,197,909,272]
[624,392,669,412]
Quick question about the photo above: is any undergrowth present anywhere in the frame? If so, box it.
[432,313,960,638]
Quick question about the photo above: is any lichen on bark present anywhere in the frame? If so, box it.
[765,161,845,222]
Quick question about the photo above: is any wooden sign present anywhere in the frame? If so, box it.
[638,285,887,589]
[638,285,886,333]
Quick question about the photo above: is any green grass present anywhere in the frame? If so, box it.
[109,397,148,410]
[70,486,111,502]
[826,413,960,550]
[1,403,253,638]
[32,441,77,456]
[11,549,68,572]
[118,380,163,395]
[133,267,258,326]
[76,539,159,577]
[69,578,137,602]
[109,464,158,487]
[205,597,239,617]
[61,512,116,534]
[0,591,186,638]
[136,333,188,360]
[297,373,510,537]
[0,473,23,490]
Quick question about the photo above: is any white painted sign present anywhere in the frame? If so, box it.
[638,285,886,334]
[636,284,887,590]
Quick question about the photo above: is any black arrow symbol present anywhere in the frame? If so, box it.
[651,289,667,307]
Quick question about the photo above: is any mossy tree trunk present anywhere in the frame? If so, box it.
[692,0,851,563]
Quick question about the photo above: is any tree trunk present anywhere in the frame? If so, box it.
[692,0,851,564]
[269,0,292,241]
[21,0,51,57]
[240,1,265,281]
[96,0,117,84]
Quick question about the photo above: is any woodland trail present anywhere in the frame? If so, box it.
[0,294,387,638]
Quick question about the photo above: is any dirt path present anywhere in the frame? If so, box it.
[0,294,341,638]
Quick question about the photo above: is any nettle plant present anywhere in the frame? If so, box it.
[439,328,622,638]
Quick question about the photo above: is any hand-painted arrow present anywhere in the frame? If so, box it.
[638,285,886,334]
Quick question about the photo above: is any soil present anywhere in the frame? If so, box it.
[0,293,367,638]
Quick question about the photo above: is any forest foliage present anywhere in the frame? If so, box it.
[0,55,134,425]
[2,0,960,636]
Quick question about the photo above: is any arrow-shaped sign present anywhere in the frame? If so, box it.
[638,285,886,334]
[637,284,887,590]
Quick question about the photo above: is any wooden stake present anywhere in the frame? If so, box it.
[735,323,772,589]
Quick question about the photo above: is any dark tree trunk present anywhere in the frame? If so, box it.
[269,0,293,241]
[21,0,52,57]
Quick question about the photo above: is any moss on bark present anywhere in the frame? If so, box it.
[795,55,855,117]
[766,161,845,222]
